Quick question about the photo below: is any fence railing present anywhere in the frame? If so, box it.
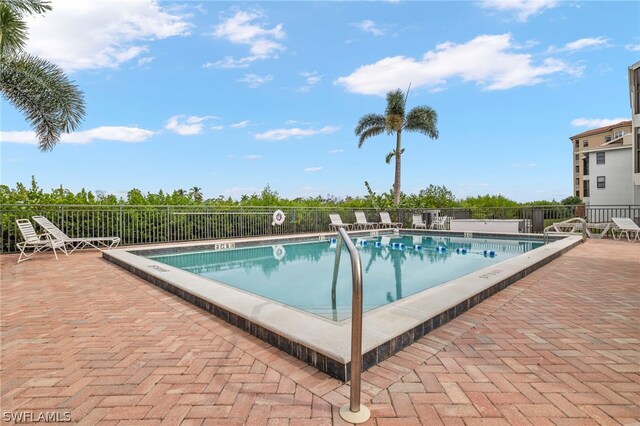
[2,204,639,253]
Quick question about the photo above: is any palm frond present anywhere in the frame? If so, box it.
[385,148,405,164]
[0,53,86,150]
[3,0,51,16]
[354,113,385,136]
[385,89,405,118]
[355,113,386,147]
[404,106,439,139]
[357,125,385,148]
[0,3,28,58]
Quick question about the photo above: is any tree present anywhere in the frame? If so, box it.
[355,87,439,206]
[0,0,85,150]
[190,186,203,203]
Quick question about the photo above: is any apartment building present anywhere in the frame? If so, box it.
[569,121,632,204]
[629,61,640,204]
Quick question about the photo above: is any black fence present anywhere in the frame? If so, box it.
[2,204,638,253]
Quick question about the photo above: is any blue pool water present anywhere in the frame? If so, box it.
[148,234,544,321]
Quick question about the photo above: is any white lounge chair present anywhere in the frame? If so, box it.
[379,212,402,229]
[430,215,448,230]
[15,219,67,263]
[329,213,353,231]
[412,214,427,229]
[32,216,121,253]
[611,217,640,242]
[355,211,378,229]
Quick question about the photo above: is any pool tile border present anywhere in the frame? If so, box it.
[104,231,580,381]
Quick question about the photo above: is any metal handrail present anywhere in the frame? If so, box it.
[333,227,370,423]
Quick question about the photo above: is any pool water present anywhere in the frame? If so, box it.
[148,234,544,321]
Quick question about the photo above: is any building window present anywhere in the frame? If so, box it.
[575,164,579,173]
[605,135,612,143]
[575,190,580,197]
[583,153,589,176]
[596,152,605,164]
[575,177,579,187]
[613,130,624,139]
[583,180,590,197]
[636,128,640,173]
[575,154,579,161]
[597,176,605,189]
[583,139,589,147]
[574,140,579,149]
[635,68,640,115]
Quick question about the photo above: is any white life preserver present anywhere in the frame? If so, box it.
[273,245,286,260]
[272,210,285,226]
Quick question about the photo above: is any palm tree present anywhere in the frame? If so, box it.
[0,0,85,151]
[355,88,439,206]
[190,186,203,203]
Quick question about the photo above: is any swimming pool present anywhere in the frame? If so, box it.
[148,234,544,321]
[104,230,582,380]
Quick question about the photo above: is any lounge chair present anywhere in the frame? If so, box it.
[15,219,67,263]
[430,215,448,230]
[379,212,402,229]
[412,214,427,229]
[355,211,378,229]
[32,216,121,253]
[611,217,640,242]
[329,213,353,231]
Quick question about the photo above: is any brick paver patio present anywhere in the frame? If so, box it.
[1,239,639,425]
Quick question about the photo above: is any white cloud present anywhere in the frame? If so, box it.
[285,120,312,126]
[477,0,558,22]
[165,115,220,135]
[211,125,224,131]
[336,34,579,95]
[205,10,285,69]
[329,149,345,154]
[238,73,273,88]
[549,37,610,53]
[231,120,250,128]
[255,126,338,141]
[352,20,387,36]
[243,154,262,160]
[137,56,155,66]
[626,44,640,52]
[570,117,629,128]
[1,126,155,145]
[223,186,258,198]
[298,71,322,92]
[303,167,323,172]
[25,0,190,72]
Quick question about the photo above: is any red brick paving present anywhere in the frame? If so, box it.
[1,239,639,425]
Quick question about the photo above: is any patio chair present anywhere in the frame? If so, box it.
[430,215,448,230]
[379,212,402,229]
[412,214,427,229]
[32,216,121,253]
[329,213,353,231]
[15,219,67,263]
[355,211,378,229]
[611,217,640,242]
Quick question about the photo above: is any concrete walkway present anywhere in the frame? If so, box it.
[1,239,639,425]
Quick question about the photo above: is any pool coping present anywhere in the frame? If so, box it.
[103,230,582,381]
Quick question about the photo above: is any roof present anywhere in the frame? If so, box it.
[569,120,631,140]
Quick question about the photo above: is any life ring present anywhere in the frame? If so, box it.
[272,210,285,226]
[273,245,286,260]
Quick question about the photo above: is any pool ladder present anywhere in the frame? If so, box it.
[332,227,371,423]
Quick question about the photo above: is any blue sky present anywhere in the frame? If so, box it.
[1,0,639,201]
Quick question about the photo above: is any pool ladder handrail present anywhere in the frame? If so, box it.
[332,227,371,423]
